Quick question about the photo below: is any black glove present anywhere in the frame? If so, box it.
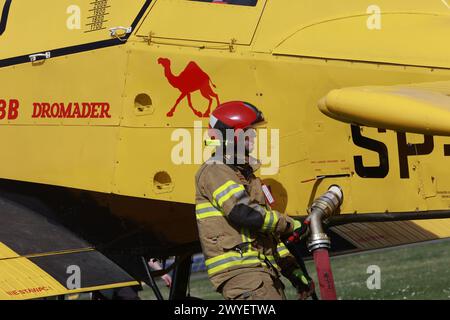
[286,221,310,244]
[290,268,315,300]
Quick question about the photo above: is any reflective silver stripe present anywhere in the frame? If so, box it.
[214,183,246,208]
[196,211,223,219]
[265,255,281,270]
[230,189,247,203]
[196,206,221,215]
[195,207,218,214]
[261,208,279,232]
[196,202,215,210]
[205,251,262,275]
[240,228,254,252]
[212,181,237,204]
[196,202,223,219]
[261,209,273,232]
[277,243,290,257]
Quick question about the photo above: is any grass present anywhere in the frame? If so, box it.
[140,239,450,300]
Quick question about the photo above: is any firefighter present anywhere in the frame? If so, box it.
[195,101,314,300]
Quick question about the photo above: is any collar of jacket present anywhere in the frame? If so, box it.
[225,155,261,180]
[207,153,261,176]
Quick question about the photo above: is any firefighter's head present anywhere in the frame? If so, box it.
[208,101,265,156]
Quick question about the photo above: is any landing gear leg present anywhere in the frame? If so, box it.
[141,256,164,301]
[169,254,192,300]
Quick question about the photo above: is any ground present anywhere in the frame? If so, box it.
[140,239,450,300]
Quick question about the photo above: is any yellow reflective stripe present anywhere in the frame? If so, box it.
[212,180,236,204]
[241,228,246,244]
[196,211,223,219]
[293,220,302,230]
[205,251,261,276]
[207,258,261,276]
[212,180,246,208]
[277,243,290,257]
[217,185,245,207]
[196,202,214,210]
[273,211,279,230]
[205,251,244,266]
[278,249,290,257]
[205,251,260,266]
[262,209,271,231]
[265,255,281,271]
[196,201,224,220]
[261,209,279,232]
[240,228,254,252]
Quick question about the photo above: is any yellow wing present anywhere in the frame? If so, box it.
[0,196,138,300]
[0,245,138,300]
[319,81,450,136]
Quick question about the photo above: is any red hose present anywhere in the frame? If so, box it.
[313,248,337,300]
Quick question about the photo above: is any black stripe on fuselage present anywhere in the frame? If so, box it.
[0,0,12,36]
[0,0,152,68]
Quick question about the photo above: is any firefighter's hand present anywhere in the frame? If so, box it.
[161,274,172,288]
[291,268,315,300]
[286,221,310,244]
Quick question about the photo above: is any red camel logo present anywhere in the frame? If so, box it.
[158,58,220,118]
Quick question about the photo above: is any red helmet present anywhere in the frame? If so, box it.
[209,101,264,141]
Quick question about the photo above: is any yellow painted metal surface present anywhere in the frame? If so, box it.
[273,13,450,69]
[1,0,450,248]
[0,0,145,59]
[0,0,146,60]
[0,255,69,300]
[0,243,19,260]
[0,125,119,192]
[136,0,266,44]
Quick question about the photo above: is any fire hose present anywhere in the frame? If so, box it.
[284,185,343,300]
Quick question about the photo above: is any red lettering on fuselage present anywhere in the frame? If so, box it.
[100,103,111,118]
[31,102,112,119]
[42,103,51,118]
[0,99,20,120]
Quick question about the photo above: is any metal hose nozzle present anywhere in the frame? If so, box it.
[306,185,343,252]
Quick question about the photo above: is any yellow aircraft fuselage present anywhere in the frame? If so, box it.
[1,0,450,251]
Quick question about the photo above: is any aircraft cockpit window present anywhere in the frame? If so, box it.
[190,0,258,6]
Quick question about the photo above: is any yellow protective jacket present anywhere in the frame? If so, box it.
[195,156,301,289]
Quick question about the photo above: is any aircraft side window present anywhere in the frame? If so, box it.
[190,0,258,6]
